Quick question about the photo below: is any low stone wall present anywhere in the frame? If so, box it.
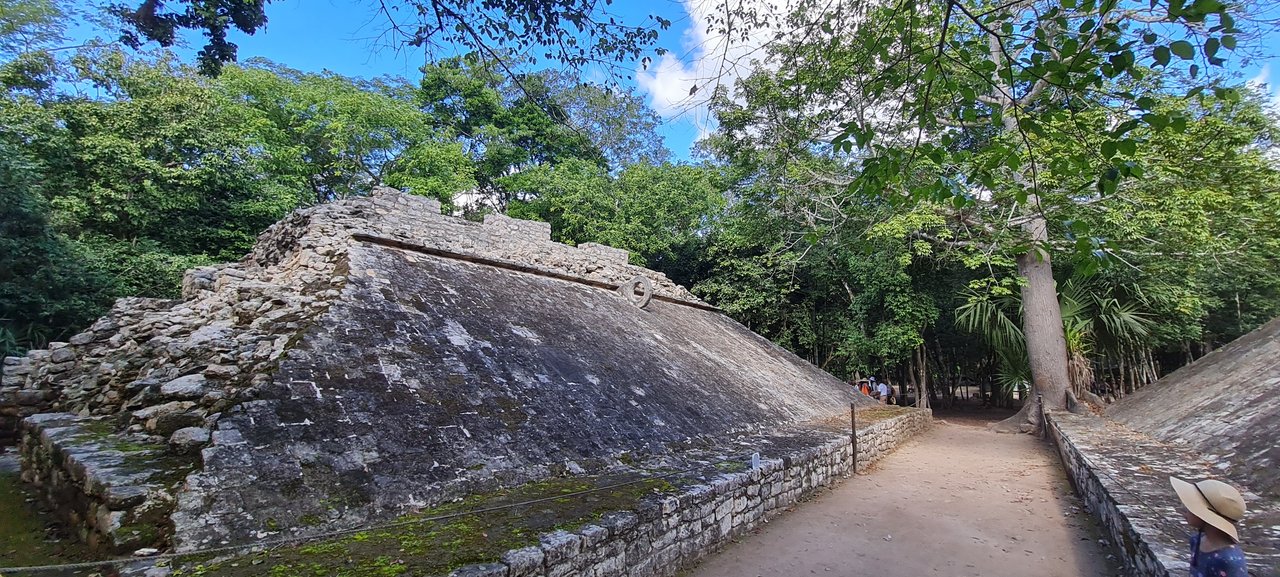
[19,413,195,555]
[1045,411,1278,577]
[440,409,932,577]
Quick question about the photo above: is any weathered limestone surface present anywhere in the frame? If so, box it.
[174,242,871,550]
[1,188,881,556]
[1,189,707,448]
[19,413,196,554]
[442,409,932,577]
[1044,317,1280,576]
[1108,316,1280,498]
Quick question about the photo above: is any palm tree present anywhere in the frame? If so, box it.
[957,276,1153,406]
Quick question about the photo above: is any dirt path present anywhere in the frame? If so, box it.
[682,419,1123,577]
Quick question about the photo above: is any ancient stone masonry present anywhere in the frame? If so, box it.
[1047,412,1279,577]
[0,187,879,556]
[1108,316,1280,499]
[18,413,196,554]
[440,409,932,577]
[1045,317,1280,577]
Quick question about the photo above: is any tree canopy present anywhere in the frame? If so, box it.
[3,0,1279,423]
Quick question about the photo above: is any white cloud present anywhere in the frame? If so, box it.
[635,0,797,141]
[1246,62,1280,116]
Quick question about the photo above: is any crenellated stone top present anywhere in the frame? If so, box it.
[235,187,701,305]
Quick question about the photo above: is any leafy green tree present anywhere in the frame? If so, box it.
[0,0,65,57]
[534,70,670,168]
[699,0,1268,430]
[217,59,475,207]
[0,0,68,94]
[37,48,292,260]
[504,160,724,279]
[110,0,269,75]
[420,56,668,211]
[0,113,114,355]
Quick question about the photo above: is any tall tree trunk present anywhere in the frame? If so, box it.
[916,344,930,408]
[984,10,1073,431]
[995,214,1072,433]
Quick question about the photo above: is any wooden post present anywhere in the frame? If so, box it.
[850,402,858,470]
[1036,393,1045,439]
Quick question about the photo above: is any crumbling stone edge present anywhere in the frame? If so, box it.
[441,409,932,577]
[1044,412,1176,577]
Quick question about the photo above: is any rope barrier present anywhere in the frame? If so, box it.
[0,450,766,574]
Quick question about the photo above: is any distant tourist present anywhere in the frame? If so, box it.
[876,380,890,404]
[1170,476,1249,577]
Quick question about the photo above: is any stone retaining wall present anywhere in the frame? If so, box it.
[19,413,196,555]
[441,409,932,577]
[1045,411,1278,577]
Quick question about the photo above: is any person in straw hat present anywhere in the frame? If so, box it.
[1170,476,1249,576]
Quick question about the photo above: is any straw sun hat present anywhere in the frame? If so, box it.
[1170,476,1247,542]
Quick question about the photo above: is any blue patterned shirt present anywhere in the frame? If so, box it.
[1189,532,1248,577]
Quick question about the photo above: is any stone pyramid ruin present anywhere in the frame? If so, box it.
[1047,317,1279,575]
[1,188,871,555]
[1108,316,1280,498]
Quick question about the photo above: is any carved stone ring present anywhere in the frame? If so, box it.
[618,276,654,309]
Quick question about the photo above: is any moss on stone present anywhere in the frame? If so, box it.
[175,474,678,577]
[714,461,748,473]
[0,464,98,567]
[115,522,162,549]
[855,406,914,424]
[298,514,325,527]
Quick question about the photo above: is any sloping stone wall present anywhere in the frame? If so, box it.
[443,409,932,577]
[2,187,880,556]
[1056,317,1280,576]
[1046,411,1278,577]
[171,243,874,550]
[1108,317,1280,499]
[1,188,707,451]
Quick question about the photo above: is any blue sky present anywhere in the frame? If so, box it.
[67,1,1280,160]
[110,0,707,158]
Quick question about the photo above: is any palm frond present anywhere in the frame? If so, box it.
[955,289,1024,355]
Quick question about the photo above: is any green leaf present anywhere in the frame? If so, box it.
[1170,40,1194,60]
[1203,37,1219,59]
[1153,46,1170,67]
[1101,140,1117,159]
[1220,35,1236,50]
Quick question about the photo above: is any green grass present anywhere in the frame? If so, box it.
[0,465,97,569]
[175,475,679,577]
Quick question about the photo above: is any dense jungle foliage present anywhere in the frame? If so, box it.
[3,0,1278,407]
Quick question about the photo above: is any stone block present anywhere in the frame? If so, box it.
[151,411,205,436]
[105,485,151,510]
[450,563,509,577]
[599,511,638,539]
[589,552,625,577]
[51,348,76,363]
[502,546,545,577]
[159,374,213,401]
[578,524,608,548]
[168,427,211,454]
[540,530,581,567]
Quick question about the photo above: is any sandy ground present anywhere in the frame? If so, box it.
[682,418,1124,577]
